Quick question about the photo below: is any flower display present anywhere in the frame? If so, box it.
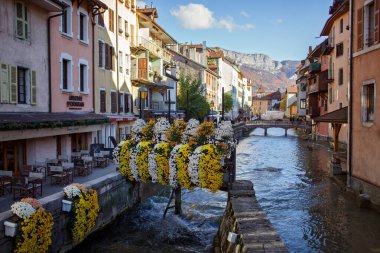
[20,198,44,211]
[148,144,159,183]
[156,142,171,185]
[119,140,134,181]
[141,119,155,141]
[176,144,194,190]
[187,146,203,186]
[214,121,236,157]
[129,144,140,181]
[153,117,171,142]
[136,141,153,182]
[166,118,187,146]
[71,189,100,242]
[11,202,36,219]
[63,185,82,199]
[198,144,223,192]
[191,121,215,147]
[15,210,54,253]
[113,140,125,164]
[182,119,199,143]
[169,144,182,188]
[131,119,146,141]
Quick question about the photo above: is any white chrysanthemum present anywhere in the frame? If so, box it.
[148,144,159,183]
[182,119,200,143]
[113,140,125,164]
[153,117,171,142]
[187,146,203,186]
[11,202,36,219]
[169,144,182,188]
[131,119,146,134]
[214,121,237,157]
[63,185,82,199]
[129,144,140,181]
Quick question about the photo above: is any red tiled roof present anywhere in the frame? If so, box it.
[257,84,265,93]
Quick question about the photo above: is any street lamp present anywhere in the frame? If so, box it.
[138,86,148,119]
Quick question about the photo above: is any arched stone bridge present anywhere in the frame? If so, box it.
[239,120,312,137]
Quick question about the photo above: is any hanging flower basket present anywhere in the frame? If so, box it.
[62,199,73,212]
[4,221,17,237]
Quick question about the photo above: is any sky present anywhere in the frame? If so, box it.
[137,0,332,61]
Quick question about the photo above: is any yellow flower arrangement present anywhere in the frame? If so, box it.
[190,121,215,147]
[72,189,100,242]
[198,144,223,192]
[176,144,194,190]
[165,119,187,146]
[119,140,134,181]
[141,119,155,141]
[15,210,54,253]
[156,142,171,185]
[136,141,153,182]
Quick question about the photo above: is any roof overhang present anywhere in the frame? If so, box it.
[314,106,348,123]
[320,1,349,36]
[30,0,63,11]
[138,12,177,44]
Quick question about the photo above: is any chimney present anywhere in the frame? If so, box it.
[309,46,312,55]
[202,41,207,50]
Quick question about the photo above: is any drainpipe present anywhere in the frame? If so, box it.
[348,0,354,178]
[115,0,120,115]
[92,20,95,113]
[48,8,66,113]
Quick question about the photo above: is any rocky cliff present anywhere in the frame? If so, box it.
[222,49,300,91]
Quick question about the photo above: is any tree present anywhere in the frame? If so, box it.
[223,93,234,113]
[177,75,210,121]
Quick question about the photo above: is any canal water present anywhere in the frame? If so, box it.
[71,128,380,253]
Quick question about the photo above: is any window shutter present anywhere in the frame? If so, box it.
[100,90,106,113]
[30,70,36,105]
[105,44,109,70]
[375,0,380,44]
[124,93,129,113]
[9,65,18,104]
[130,94,133,113]
[111,47,115,71]
[0,64,10,103]
[111,92,117,113]
[357,7,364,51]
[118,93,122,113]
[99,41,103,67]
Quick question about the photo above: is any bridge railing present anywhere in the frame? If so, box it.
[246,120,311,128]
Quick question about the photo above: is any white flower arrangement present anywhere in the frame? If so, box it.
[113,140,125,164]
[214,121,237,157]
[129,144,140,181]
[182,119,200,143]
[11,202,36,219]
[148,144,159,183]
[187,146,203,186]
[153,117,171,142]
[63,185,82,199]
[131,119,146,141]
[169,144,182,188]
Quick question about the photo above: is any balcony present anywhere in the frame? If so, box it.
[309,62,321,74]
[308,71,328,94]
[131,66,154,83]
[322,40,334,55]
[131,36,172,63]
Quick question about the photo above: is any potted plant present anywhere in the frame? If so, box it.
[4,220,17,237]
[62,184,82,212]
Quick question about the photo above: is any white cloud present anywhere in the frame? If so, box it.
[171,3,255,32]
[240,11,250,18]
[275,18,284,24]
[137,1,146,9]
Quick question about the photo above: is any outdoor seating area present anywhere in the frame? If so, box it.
[0,150,112,201]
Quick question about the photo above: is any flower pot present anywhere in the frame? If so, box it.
[4,221,17,237]
[62,200,73,212]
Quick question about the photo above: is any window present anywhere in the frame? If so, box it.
[15,1,29,40]
[60,4,72,36]
[98,40,105,68]
[96,12,104,27]
[17,67,27,104]
[336,42,344,57]
[78,9,88,43]
[105,44,115,70]
[118,16,123,34]
[362,82,375,122]
[328,58,334,80]
[300,99,306,109]
[100,89,106,113]
[60,53,73,92]
[78,60,88,93]
[124,93,130,113]
[118,51,123,73]
[108,9,114,32]
[111,91,117,113]
[329,87,334,104]
[340,18,344,33]
[124,20,129,37]
[367,2,375,47]
[125,54,130,75]
[338,68,344,85]
[339,102,343,109]
[119,92,124,112]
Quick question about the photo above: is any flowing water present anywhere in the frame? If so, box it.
[72,128,380,253]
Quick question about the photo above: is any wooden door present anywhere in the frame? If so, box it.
[138,58,148,79]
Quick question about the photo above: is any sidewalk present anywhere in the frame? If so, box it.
[0,163,118,213]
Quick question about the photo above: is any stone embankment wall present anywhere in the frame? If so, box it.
[0,172,165,253]
[215,181,287,253]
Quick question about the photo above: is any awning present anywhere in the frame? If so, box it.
[314,106,348,123]
[0,112,109,131]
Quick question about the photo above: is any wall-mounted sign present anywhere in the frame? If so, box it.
[67,95,84,109]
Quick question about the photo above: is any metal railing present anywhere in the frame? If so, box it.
[247,120,312,129]
[134,36,172,62]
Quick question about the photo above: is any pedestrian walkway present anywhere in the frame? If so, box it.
[0,163,117,214]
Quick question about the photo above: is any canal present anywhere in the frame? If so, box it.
[71,128,380,253]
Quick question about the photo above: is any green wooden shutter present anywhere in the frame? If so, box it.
[0,64,10,103]
[15,1,27,40]
[30,70,36,105]
[9,65,18,104]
